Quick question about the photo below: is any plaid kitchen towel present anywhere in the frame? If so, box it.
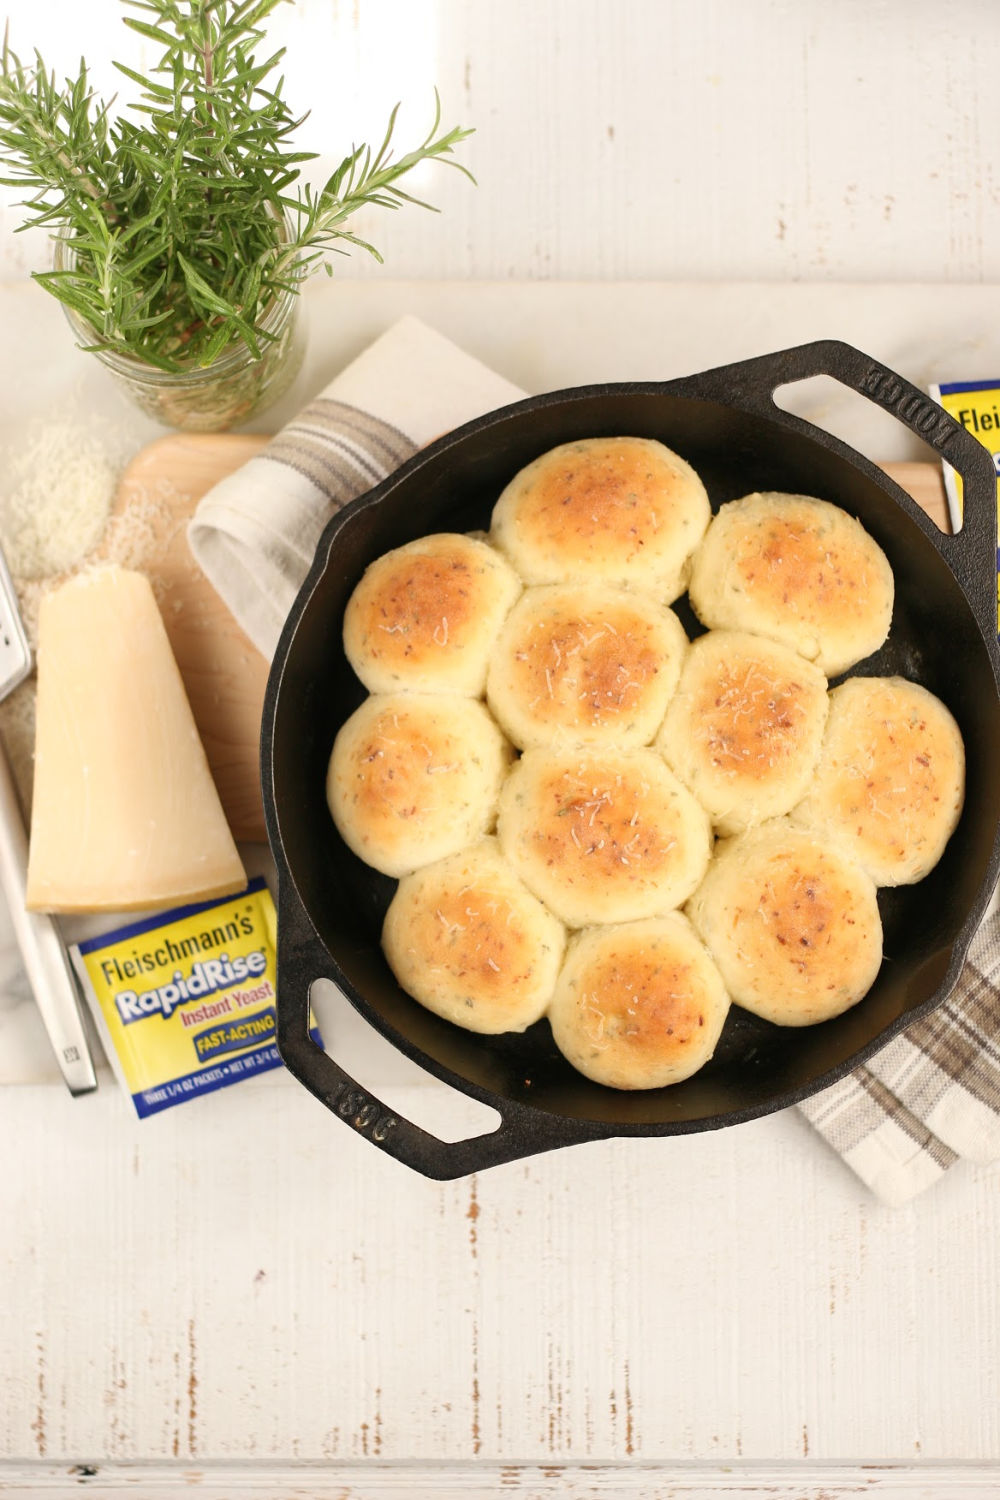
[799,903,1000,1205]
[188,315,1000,1206]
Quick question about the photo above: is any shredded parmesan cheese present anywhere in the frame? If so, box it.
[0,412,127,582]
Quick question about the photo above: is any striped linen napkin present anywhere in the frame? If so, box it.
[188,314,1000,1205]
[188,315,524,660]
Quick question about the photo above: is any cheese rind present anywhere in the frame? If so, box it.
[26,566,247,913]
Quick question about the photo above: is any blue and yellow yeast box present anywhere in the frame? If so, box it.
[71,877,315,1118]
[930,378,1000,631]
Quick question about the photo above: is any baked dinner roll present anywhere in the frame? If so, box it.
[498,746,711,928]
[686,819,883,1026]
[548,914,730,1089]
[490,437,710,601]
[343,532,522,696]
[688,492,894,677]
[327,694,512,878]
[790,676,965,886]
[656,630,828,835]
[486,583,688,750]
[382,839,566,1033]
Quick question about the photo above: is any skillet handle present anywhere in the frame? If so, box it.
[275,880,605,1180]
[681,339,998,637]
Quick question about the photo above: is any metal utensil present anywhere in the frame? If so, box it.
[0,546,96,1094]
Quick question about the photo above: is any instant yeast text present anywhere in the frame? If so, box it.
[71,877,315,1117]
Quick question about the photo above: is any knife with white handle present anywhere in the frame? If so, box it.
[0,738,97,1092]
[0,741,97,1093]
[0,543,96,1094]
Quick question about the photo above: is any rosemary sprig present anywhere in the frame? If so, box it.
[0,0,474,372]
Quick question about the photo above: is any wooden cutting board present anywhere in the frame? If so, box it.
[107,434,270,842]
[109,436,950,845]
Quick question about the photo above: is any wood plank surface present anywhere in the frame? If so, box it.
[109,437,948,848]
[2,1082,998,1469]
[2,0,999,287]
[1,278,997,1485]
[3,1459,1000,1498]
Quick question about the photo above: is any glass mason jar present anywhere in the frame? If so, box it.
[53,236,307,433]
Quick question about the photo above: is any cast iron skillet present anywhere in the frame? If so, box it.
[262,340,1000,1179]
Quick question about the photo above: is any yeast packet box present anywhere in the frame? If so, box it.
[71,876,318,1118]
[930,378,1000,631]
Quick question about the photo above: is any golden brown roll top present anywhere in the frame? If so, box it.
[382,839,567,1033]
[656,629,829,834]
[327,694,512,878]
[547,914,730,1089]
[688,492,894,677]
[790,676,965,885]
[498,745,711,928]
[686,818,883,1026]
[343,532,522,696]
[487,582,688,750]
[489,436,711,600]
[325,441,939,1083]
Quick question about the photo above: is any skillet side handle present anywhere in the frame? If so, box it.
[682,339,999,638]
[275,882,603,1180]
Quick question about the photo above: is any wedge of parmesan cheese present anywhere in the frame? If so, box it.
[26,566,247,913]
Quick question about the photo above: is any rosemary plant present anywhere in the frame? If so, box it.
[0,0,474,374]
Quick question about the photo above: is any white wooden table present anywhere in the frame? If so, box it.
[2,1,1000,1493]
[1,279,999,1500]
